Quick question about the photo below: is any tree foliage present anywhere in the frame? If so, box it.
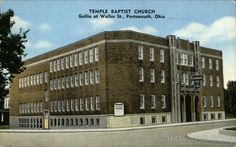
[224,81,236,117]
[0,9,29,99]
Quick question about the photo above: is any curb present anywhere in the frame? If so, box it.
[186,128,236,144]
[0,119,236,133]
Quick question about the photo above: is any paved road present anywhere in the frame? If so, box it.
[0,120,236,147]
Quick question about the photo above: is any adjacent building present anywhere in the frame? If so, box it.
[9,30,225,129]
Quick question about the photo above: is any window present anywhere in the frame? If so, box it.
[44,72,48,83]
[203,114,208,121]
[95,69,100,84]
[44,91,48,101]
[66,99,70,112]
[50,80,53,91]
[61,77,65,89]
[90,70,94,84]
[188,55,193,66]
[210,96,214,108]
[53,60,57,72]
[66,76,70,88]
[50,61,53,73]
[75,99,79,111]
[150,48,154,61]
[151,95,156,109]
[90,118,94,126]
[79,72,83,86]
[161,70,165,83]
[57,78,61,90]
[70,54,74,68]
[80,98,84,111]
[85,98,89,111]
[139,67,144,82]
[65,56,69,69]
[61,57,64,70]
[30,76,33,85]
[84,50,88,64]
[74,53,78,67]
[75,74,78,87]
[152,116,157,124]
[33,75,36,86]
[70,75,74,88]
[85,118,89,126]
[209,75,213,87]
[89,48,94,63]
[50,101,54,112]
[209,58,212,69]
[90,97,95,111]
[216,60,219,70]
[202,96,207,107]
[138,46,143,60]
[185,73,189,85]
[36,74,40,85]
[39,73,43,84]
[216,76,220,87]
[162,116,167,123]
[183,54,188,65]
[62,100,65,112]
[79,52,83,65]
[218,113,222,120]
[96,96,100,110]
[211,113,215,120]
[150,69,155,83]
[203,74,206,86]
[84,71,88,85]
[140,94,145,109]
[180,54,184,65]
[96,118,100,126]
[161,95,166,109]
[201,57,205,68]
[58,100,61,112]
[160,49,164,63]
[54,78,57,90]
[217,96,221,107]
[57,59,60,71]
[71,99,74,112]
[176,53,179,64]
[140,117,145,125]
[94,47,99,62]
[80,118,83,126]
[54,101,57,112]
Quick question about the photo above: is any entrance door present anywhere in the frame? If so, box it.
[44,110,49,129]
[185,95,192,122]
[195,96,200,121]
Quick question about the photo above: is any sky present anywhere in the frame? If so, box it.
[1,0,235,88]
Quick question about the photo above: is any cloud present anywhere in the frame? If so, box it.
[34,40,53,49]
[172,16,236,88]
[173,16,236,45]
[90,18,114,28]
[11,16,30,32]
[121,26,157,35]
[38,23,51,31]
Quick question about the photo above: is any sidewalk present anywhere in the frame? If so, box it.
[0,119,236,133]
[187,128,236,144]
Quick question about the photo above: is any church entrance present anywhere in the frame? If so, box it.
[185,94,192,122]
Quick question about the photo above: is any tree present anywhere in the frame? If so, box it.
[0,9,29,100]
[224,81,236,117]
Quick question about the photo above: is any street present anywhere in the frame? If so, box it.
[0,120,236,147]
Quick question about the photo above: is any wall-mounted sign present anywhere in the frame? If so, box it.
[114,102,124,116]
